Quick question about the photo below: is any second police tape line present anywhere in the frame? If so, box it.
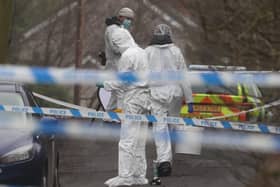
[2,117,280,154]
[33,91,280,128]
[1,104,280,135]
[32,91,280,134]
[1,65,280,87]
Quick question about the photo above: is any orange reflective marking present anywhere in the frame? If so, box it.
[219,95,234,104]
[239,113,247,121]
[229,107,240,113]
[201,96,213,104]
[193,105,221,113]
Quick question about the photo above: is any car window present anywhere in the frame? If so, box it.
[243,83,263,98]
[24,86,38,107]
[0,92,25,106]
[0,92,26,122]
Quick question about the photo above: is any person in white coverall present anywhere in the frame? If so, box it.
[103,27,150,187]
[102,7,135,111]
[145,24,193,177]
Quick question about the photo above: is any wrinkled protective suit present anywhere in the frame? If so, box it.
[145,43,193,164]
[104,24,134,111]
[104,33,150,187]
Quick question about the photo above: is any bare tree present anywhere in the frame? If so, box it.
[191,0,280,70]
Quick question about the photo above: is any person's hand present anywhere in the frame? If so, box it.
[96,82,104,88]
[98,51,106,66]
[188,103,194,113]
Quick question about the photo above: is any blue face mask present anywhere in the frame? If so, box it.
[122,19,132,30]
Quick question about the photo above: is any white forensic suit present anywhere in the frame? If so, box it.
[145,43,193,165]
[104,24,135,111]
[104,33,150,187]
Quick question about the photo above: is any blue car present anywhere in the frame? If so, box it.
[0,82,59,187]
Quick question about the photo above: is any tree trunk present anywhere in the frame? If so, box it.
[74,0,85,105]
[0,0,13,63]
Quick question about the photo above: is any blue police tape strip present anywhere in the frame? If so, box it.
[2,119,280,154]
[32,121,280,154]
[1,104,280,135]
[0,65,280,87]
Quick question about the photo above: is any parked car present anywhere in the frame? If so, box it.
[180,65,266,122]
[0,82,59,187]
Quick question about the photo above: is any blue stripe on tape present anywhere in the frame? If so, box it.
[108,112,120,121]
[117,72,138,84]
[201,72,223,86]
[70,109,82,117]
[0,103,280,135]
[258,124,269,133]
[39,119,65,134]
[222,121,232,129]
[183,118,195,126]
[33,107,43,114]
[254,74,267,85]
[146,115,157,123]
[0,105,4,111]
[31,67,55,84]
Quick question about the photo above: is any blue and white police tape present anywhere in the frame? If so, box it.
[0,104,280,135]
[2,119,280,154]
[1,65,280,87]
[175,129,280,154]
[32,91,280,129]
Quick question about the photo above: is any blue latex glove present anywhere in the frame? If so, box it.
[96,82,104,88]
[188,103,194,113]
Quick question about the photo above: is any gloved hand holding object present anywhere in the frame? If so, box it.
[98,51,106,66]
[188,103,194,113]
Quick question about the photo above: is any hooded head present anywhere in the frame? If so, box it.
[118,7,135,19]
[153,24,172,37]
[150,24,173,45]
[117,7,135,30]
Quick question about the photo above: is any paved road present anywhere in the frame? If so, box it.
[57,121,258,187]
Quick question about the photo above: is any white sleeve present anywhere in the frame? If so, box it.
[106,28,125,55]
[103,52,133,92]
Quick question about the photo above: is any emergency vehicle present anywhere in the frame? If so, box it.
[180,65,265,122]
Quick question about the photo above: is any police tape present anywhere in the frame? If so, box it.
[33,91,280,134]
[176,129,280,154]
[0,104,280,135]
[1,65,280,87]
[1,119,280,154]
